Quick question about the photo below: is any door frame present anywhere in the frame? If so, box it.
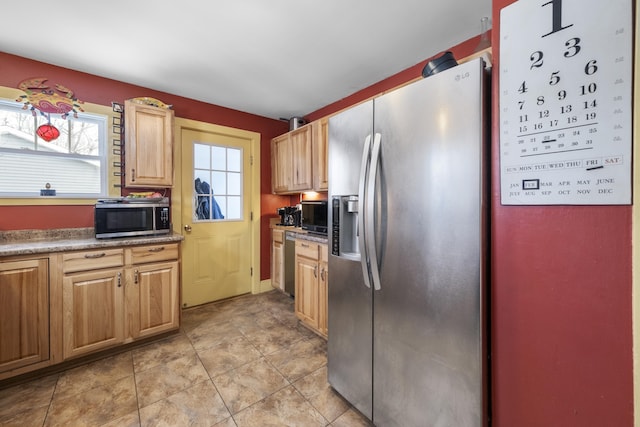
[172,117,261,299]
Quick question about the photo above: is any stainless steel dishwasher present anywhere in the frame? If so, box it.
[284,231,296,296]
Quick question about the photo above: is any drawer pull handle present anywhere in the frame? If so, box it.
[117,272,122,287]
[134,269,139,284]
[149,247,165,253]
[301,243,309,248]
[84,253,106,259]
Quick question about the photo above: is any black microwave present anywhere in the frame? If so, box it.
[301,200,328,234]
[95,202,171,239]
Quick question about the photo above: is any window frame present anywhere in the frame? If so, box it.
[0,86,121,204]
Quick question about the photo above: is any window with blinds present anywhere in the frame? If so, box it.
[0,99,107,197]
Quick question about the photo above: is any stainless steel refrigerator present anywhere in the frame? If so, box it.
[327,57,489,427]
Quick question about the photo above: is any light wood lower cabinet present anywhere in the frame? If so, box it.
[318,245,328,337]
[63,267,125,359]
[128,244,180,339]
[0,258,50,374]
[294,240,328,338]
[271,229,285,291]
[0,241,181,380]
[62,244,180,360]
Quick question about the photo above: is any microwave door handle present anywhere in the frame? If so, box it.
[358,134,372,289]
[366,133,382,291]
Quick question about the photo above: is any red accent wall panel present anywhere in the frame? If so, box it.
[490,1,632,425]
[0,205,94,229]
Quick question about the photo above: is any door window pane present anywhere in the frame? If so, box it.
[228,172,241,195]
[227,196,241,219]
[194,144,210,169]
[227,149,241,172]
[211,171,226,196]
[211,146,226,170]
[193,142,243,221]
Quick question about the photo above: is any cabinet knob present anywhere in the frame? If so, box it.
[184,224,192,232]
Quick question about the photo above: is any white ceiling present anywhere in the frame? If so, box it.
[1,0,491,120]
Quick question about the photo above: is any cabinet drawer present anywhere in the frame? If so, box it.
[130,243,179,264]
[63,249,124,273]
[273,229,284,244]
[296,240,319,260]
[320,244,328,263]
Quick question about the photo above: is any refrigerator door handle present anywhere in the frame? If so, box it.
[358,134,372,289]
[366,133,382,291]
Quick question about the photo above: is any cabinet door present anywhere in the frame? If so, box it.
[271,134,290,193]
[295,255,319,329]
[129,261,179,339]
[290,125,313,191]
[63,269,124,359]
[313,118,329,191]
[0,259,49,373]
[318,244,328,337]
[124,100,174,188]
[272,230,285,291]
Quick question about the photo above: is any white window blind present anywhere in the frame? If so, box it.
[0,99,107,197]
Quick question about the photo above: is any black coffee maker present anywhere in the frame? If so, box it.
[277,206,301,226]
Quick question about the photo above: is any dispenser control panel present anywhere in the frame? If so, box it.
[332,197,340,256]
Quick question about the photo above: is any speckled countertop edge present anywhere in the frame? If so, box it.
[274,226,328,244]
[0,228,184,257]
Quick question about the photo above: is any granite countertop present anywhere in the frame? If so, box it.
[0,228,184,257]
[285,228,329,244]
[271,221,328,244]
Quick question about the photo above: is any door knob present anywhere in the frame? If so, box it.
[184,224,192,232]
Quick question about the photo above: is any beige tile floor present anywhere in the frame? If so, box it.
[0,290,373,427]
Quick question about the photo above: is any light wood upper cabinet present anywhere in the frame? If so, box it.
[271,123,313,194]
[289,125,313,191]
[124,100,174,188]
[312,117,329,191]
[271,118,329,194]
[271,134,290,193]
[0,258,49,374]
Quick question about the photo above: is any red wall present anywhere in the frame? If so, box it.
[0,52,290,280]
[488,1,633,425]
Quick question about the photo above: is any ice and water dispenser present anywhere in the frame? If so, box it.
[331,195,360,260]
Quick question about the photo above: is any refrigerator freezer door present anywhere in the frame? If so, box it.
[372,58,487,426]
[328,100,374,419]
